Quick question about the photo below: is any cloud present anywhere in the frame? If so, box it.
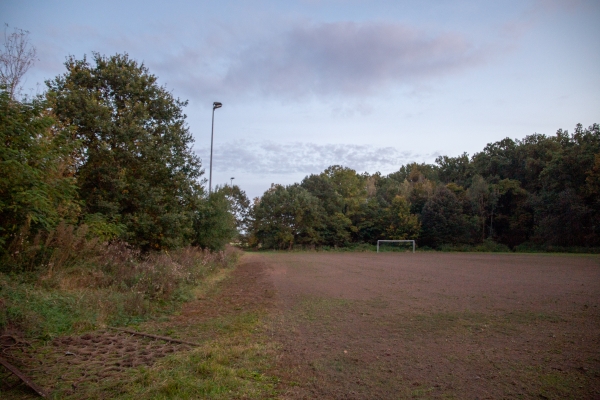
[162,20,488,101]
[501,0,584,40]
[198,140,439,176]
[31,18,498,103]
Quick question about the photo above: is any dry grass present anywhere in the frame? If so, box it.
[0,223,240,339]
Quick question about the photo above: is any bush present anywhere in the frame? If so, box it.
[473,239,511,252]
[438,240,511,253]
[515,242,600,254]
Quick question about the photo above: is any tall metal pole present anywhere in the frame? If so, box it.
[209,102,222,195]
[209,107,215,194]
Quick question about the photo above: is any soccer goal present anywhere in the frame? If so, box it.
[377,240,415,253]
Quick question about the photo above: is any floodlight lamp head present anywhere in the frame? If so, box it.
[213,102,222,109]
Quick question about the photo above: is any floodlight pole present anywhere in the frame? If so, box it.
[209,101,222,194]
[230,177,235,187]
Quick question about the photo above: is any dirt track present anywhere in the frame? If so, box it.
[256,252,600,399]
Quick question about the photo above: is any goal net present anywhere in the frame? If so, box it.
[377,240,415,253]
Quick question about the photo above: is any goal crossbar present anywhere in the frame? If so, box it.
[377,240,415,253]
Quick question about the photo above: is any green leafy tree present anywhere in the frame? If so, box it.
[420,186,466,247]
[221,184,252,244]
[388,162,439,183]
[533,189,592,247]
[354,197,385,243]
[436,152,472,187]
[301,173,351,246]
[322,165,367,216]
[383,196,420,240]
[490,179,532,247]
[472,138,518,183]
[585,153,600,198]
[251,184,323,249]
[467,175,491,241]
[193,188,237,250]
[248,123,600,251]
[0,89,79,259]
[408,179,435,215]
[46,53,203,250]
[539,124,600,194]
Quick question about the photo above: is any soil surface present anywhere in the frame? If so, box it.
[2,252,600,399]
[259,252,600,399]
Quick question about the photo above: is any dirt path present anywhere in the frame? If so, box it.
[261,252,600,399]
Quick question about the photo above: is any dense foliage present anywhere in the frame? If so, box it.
[46,53,206,250]
[249,124,600,251]
[1,53,237,272]
[0,89,79,258]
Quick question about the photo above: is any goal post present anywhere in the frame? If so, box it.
[377,240,415,253]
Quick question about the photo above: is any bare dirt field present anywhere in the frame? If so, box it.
[257,252,600,399]
[2,252,599,399]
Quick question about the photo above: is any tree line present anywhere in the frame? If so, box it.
[246,124,600,251]
[2,29,598,263]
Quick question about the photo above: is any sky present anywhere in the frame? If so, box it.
[3,0,599,199]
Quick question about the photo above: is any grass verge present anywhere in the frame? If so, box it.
[0,244,239,339]
[1,249,282,399]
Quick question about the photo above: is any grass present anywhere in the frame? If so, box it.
[26,312,279,400]
[117,313,279,400]
[246,239,600,254]
[0,242,239,340]
[1,247,283,400]
[0,222,283,399]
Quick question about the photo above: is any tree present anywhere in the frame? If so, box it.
[472,138,518,182]
[533,189,592,247]
[221,184,252,243]
[388,162,439,183]
[251,184,323,249]
[436,152,472,187]
[46,53,203,250]
[301,173,351,246]
[193,188,237,250]
[383,196,420,240]
[467,175,490,241]
[322,165,367,215]
[0,89,79,260]
[355,197,387,243]
[491,179,532,247]
[0,26,37,100]
[539,124,600,195]
[420,186,466,247]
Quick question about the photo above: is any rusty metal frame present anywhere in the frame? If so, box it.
[0,357,48,398]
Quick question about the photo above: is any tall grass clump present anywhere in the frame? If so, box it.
[0,223,239,339]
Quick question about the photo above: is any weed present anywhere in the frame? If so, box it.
[0,243,240,339]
